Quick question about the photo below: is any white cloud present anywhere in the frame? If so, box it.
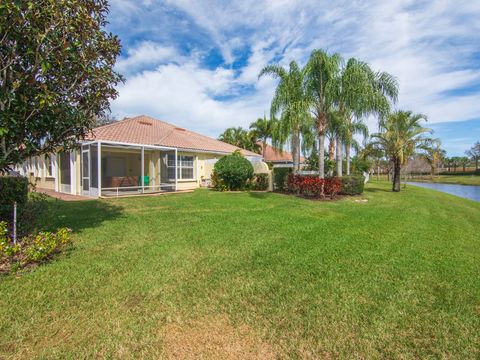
[116,41,180,75]
[112,59,275,137]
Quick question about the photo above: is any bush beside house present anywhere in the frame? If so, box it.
[213,152,254,190]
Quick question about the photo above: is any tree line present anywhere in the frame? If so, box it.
[219,49,446,192]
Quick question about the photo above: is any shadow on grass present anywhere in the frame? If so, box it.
[364,186,392,193]
[248,192,270,199]
[44,199,123,233]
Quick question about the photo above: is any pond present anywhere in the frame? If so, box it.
[407,182,480,202]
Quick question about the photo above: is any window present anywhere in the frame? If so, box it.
[167,154,195,180]
[45,156,53,177]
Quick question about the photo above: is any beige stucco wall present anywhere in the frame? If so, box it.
[19,148,271,196]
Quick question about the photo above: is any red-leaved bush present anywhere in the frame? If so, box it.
[287,175,342,198]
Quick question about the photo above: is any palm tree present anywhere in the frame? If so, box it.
[218,127,261,153]
[342,114,369,175]
[305,50,341,178]
[421,139,444,177]
[259,61,311,173]
[331,58,398,177]
[459,156,470,172]
[372,111,432,192]
[249,115,275,159]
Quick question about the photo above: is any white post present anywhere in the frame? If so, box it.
[97,142,101,197]
[12,202,17,245]
[70,150,76,195]
[53,154,59,192]
[141,146,145,193]
[175,149,178,191]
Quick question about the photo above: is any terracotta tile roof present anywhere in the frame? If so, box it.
[86,115,260,157]
[261,143,305,163]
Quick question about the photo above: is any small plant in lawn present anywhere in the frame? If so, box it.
[0,221,72,274]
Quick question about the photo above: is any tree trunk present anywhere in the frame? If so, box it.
[393,158,401,192]
[328,138,335,161]
[336,136,342,177]
[292,132,300,173]
[346,144,351,176]
[318,133,325,179]
[377,165,380,180]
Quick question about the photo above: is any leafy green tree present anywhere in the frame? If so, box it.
[249,115,275,159]
[466,141,480,170]
[372,111,432,192]
[305,50,341,178]
[259,61,310,173]
[0,0,123,172]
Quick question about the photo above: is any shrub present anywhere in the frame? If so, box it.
[340,175,365,195]
[214,153,254,191]
[273,168,291,191]
[287,175,342,198]
[0,222,72,274]
[0,176,29,222]
[249,173,269,191]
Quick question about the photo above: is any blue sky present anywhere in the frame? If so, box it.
[107,0,480,156]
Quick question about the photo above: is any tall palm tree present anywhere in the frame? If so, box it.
[305,50,341,178]
[259,61,310,173]
[331,58,398,177]
[343,114,369,175]
[372,111,432,192]
[249,115,275,159]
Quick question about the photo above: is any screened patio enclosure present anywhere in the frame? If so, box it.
[80,141,177,197]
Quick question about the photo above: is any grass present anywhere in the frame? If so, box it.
[1,181,479,358]
[409,174,480,186]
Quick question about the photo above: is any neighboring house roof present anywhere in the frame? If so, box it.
[86,115,260,157]
[260,143,305,163]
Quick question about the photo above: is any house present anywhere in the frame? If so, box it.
[260,143,305,168]
[16,115,267,197]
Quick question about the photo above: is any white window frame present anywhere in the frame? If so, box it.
[45,155,54,178]
[168,154,195,181]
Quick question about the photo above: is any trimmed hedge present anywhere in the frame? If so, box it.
[213,153,254,191]
[340,175,365,195]
[273,167,292,191]
[249,173,269,191]
[287,174,342,198]
[0,176,29,222]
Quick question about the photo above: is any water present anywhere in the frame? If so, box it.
[407,182,480,202]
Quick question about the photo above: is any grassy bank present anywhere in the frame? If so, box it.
[409,174,480,186]
[1,182,479,358]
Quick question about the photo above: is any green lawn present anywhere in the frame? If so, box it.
[409,174,480,186]
[1,182,479,359]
